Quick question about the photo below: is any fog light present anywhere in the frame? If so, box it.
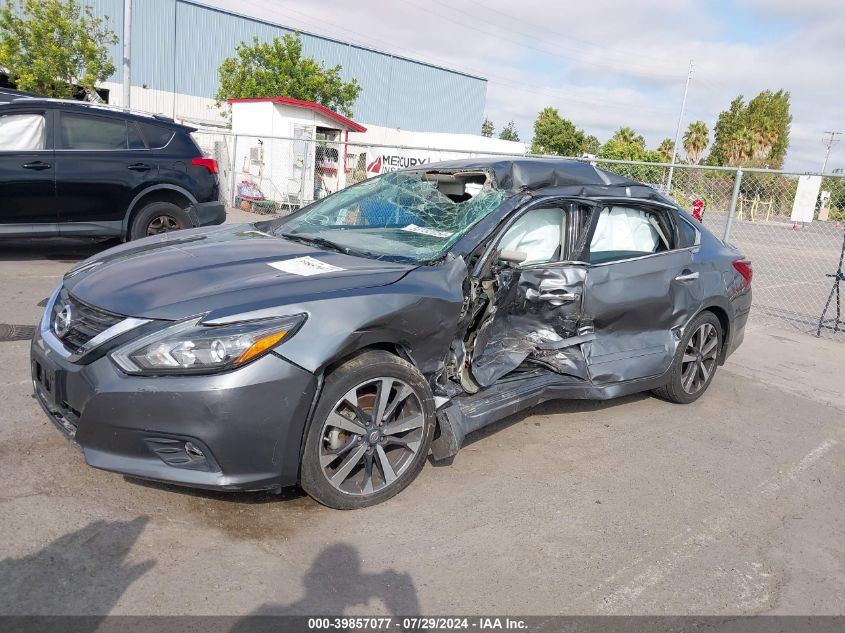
[184,441,205,459]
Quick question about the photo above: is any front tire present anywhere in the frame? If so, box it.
[652,311,722,404]
[301,351,436,509]
[129,201,192,240]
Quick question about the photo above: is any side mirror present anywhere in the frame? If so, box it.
[498,249,527,265]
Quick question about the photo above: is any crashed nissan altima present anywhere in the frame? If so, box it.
[31,158,752,509]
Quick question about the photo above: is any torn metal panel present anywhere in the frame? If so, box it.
[467,264,591,387]
[414,157,676,206]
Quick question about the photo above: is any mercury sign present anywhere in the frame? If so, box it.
[365,148,468,177]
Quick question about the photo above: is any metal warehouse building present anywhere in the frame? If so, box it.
[0,0,488,133]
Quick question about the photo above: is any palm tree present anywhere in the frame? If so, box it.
[613,126,645,147]
[751,118,777,162]
[683,121,709,164]
[657,138,675,162]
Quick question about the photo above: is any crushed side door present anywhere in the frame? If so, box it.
[453,200,596,391]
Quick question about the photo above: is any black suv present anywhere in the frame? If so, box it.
[0,99,225,240]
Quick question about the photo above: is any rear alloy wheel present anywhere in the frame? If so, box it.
[129,201,192,240]
[301,351,435,509]
[652,312,722,404]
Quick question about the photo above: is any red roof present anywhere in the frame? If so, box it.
[227,97,366,132]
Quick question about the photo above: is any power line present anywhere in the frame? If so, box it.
[241,0,677,117]
[461,0,686,71]
[405,0,682,81]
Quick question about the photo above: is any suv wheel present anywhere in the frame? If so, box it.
[652,311,722,404]
[301,351,436,509]
[129,201,192,240]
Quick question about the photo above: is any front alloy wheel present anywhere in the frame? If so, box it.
[319,378,425,496]
[301,351,435,509]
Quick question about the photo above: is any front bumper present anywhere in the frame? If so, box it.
[31,327,317,491]
[189,201,226,227]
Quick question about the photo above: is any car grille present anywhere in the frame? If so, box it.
[51,289,124,354]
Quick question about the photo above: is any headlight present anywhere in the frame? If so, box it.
[110,314,306,375]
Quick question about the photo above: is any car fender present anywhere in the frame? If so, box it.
[121,184,199,235]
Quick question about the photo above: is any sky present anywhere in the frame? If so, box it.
[207,0,844,173]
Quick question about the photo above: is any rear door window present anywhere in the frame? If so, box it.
[59,112,129,150]
[127,122,146,149]
[0,113,46,150]
[588,205,674,263]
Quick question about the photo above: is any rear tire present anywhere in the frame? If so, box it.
[652,311,722,404]
[129,201,192,240]
[301,351,436,509]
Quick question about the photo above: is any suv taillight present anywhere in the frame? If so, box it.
[191,157,218,174]
[732,258,752,285]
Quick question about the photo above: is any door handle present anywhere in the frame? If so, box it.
[22,161,51,170]
[675,271,700,282]
[538,292,579,302]
[127,163,151,172]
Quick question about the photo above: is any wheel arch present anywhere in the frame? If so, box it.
[122,185,198,238]
[695,301,732,364]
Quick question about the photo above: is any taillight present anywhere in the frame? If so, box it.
[191,157,218,174]
[733,258,752,285]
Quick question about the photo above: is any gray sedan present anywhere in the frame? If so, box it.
[31,158,752,509]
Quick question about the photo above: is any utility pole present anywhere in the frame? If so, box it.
[122,0,132,110]
[666,60,694,194]
[821,131,841,175]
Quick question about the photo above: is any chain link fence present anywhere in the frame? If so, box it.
[190,130,845,342]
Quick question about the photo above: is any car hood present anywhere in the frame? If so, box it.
[63,224,415,320]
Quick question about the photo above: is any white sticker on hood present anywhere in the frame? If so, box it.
[268,256,346,276]
[401,224,453,239]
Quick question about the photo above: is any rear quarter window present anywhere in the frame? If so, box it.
[676,214,699,248]
[137,122,175,149]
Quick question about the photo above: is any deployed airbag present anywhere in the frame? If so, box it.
[590,206,659,254]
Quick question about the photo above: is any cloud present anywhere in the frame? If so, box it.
[208,0,845,171]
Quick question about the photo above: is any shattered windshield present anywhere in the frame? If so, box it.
[270,171,504,263]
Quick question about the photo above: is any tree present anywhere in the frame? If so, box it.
[598,127,647,161]
[657,138,675,162]
[708,90,791,168]
[583,135,601,155]
[530,107,586,156]
[683,121,709,164]
[481,117,494,137]
[0,0,118,99]
[499,120,520,142]
[216,33,361,117]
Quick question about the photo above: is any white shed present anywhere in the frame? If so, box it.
[228,97,367,208]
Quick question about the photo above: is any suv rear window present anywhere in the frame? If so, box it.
[137,122,174,149]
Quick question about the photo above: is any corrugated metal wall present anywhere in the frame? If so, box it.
[0,0,487,133]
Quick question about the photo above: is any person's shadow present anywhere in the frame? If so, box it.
[0,517,154,620]
[231,543,420,633]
